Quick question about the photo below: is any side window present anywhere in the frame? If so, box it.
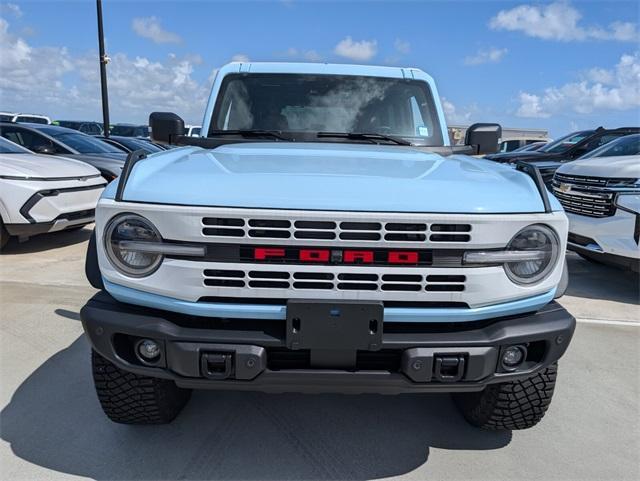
[3,128,70,154]
[500,140,520,152]
[582,134,620,152]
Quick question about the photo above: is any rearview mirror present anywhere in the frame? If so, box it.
[465,123,502,155]
[149,112,185,144]
[34,145,56,155]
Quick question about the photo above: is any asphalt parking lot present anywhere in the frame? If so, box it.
[1,227,638,481]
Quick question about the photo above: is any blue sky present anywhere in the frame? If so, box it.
[1,0,638,136]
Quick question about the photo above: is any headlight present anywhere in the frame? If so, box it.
[616,193,640,214]
[104,214,163,277]
[504,225,560,285]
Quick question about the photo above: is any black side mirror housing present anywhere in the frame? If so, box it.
[149,112,185,144]
[465,123,502,155]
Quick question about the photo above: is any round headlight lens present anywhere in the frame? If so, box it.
[104,214,162,277]
[504,225,560,285]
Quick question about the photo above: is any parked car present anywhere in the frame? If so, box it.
[54,120,103,135]
[0,112,51,124]
[0,123,126,182]
[184,125,202,137]
[577,132,640,160]
[82,62,574,431]
[111,124,149,138]
[498,137,550,153]
[0,137,106,249]
[552,146,639,272]
[485,127,640,186]
[95,135,165,155]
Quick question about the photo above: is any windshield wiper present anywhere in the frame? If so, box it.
[209,129,293,141]
[316,131,412,146]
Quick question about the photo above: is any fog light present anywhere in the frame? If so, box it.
[137,339,161,361]
[502,345,525,368]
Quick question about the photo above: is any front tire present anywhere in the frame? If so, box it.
[454,363,558,430]
[91,350,192,424]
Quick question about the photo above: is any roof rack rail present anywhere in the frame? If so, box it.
[115,149,147,202]
[515,161,552,213]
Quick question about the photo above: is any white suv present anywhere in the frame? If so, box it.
[552,134,640,272]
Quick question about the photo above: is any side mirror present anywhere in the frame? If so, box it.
[465,123,502,155]
[149,112,185,144]
[34,145,56,155]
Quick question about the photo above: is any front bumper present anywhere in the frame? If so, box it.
[566,210,640,271]
[81,291,575,394]
[5,209,95,237]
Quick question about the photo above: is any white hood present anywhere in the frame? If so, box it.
[0,152,99,179]
[556,155,640,179]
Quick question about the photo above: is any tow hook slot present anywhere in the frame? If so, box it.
[433,354,466,382]
[201,352,233,380]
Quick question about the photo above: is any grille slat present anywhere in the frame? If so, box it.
[202,216,473,243]
[204,269,466,293]
[552,174,618,218]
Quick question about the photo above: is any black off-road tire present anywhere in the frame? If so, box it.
[454,363,558,430]
[91,349,192,424]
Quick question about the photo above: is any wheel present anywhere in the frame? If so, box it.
[453,363,558,430]
[91,349,192,424]
[0,219,10,251]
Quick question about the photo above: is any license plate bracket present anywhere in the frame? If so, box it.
[286,300,383,351]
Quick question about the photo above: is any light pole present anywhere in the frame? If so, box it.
[96,0,110,137]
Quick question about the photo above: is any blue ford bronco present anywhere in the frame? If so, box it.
[82,62,574,429]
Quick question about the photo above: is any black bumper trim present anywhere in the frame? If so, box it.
[81,291,575,394]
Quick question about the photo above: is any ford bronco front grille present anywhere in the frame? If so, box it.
[202,216,471,243]
[203,268,466,293]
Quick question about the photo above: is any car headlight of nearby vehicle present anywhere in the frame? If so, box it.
[616,193,640,214]
[104,214,163,277]
[464,224,560,285]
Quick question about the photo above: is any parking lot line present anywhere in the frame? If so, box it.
[576,317,640,327]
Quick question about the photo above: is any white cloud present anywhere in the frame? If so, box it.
[464,47,508,66]
[394,39,411,55]
[231,53,249,62]
[490,2,639,42]
[282,47,322,62]
[442,97,474,124]
[0,17,209,123]
[516,52,640,118]
[334,36,377,61]
[0,3,22,17]
[303,50,322,62]
[132,16,181,44]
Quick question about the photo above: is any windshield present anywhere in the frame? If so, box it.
[539,130,593,154]
[57,121,82,130]
[53,132,123,154]
[112,125,148,137]
[0,136,31,153]
[579,134,640,159]
[116,137,164,153]
[211,73,444,145]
